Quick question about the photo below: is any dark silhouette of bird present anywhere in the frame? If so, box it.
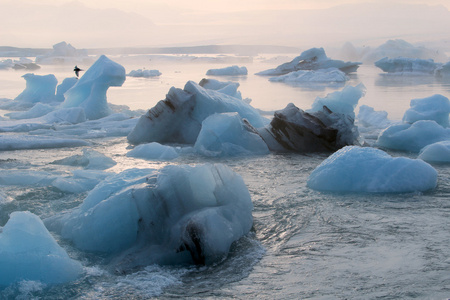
[74,65,83,78]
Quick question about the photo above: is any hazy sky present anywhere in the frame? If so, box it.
[1,0,450,49]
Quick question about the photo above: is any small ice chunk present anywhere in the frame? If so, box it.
[402,94,450,127]
[0,211,83,286]
[418,141,450,164]
[5,103,54,120]
[357,105,390,128]
[308,83,366,120]
[206,65,248,76]
[127,142,179,160]
[307,146,437,193]
[128,69,161,77]
[194,112,269,157]
[376,120,450,152]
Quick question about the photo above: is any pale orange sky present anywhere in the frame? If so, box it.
[1,0,450,48]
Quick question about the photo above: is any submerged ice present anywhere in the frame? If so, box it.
[46,163,253,268]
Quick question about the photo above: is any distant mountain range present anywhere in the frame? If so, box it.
[0,44,301,58]
[1,1,449,50]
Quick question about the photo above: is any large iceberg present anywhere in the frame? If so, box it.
[55,77,78,102]
[257,84,364,152]
[376,120,450,152]
[435,61,450,77]
[14,74,58,104]
[46,164,253,269]
[194,112,269,157]
[361,39,448,63]
[375,57,440,74]
[256,48,361,76]
[206,65,248,76]
[127,80,265,145]
[307,146,437,193]
[61,55,126,120]
[0,211,83,286]
[35,41,91,65]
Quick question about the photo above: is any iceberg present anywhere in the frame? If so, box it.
[46,164,253,268]
[127,69,162,77]
[55,77,78,102]
[127,142,180,161]
[206,65,248,76]
[256,48,361,76]
[0,211,83,286]
[418,141,450,164]
[127,80,266,145]
[194,112,269,157]
[402,94,450,127]
[361,39,448,63]
[14,73,58,104]
[198,78,243,100]
[268,68,348,84]
[435,61,450,77]
[61,55,126,120]
[0,135,90,151]
[0,107,86,133]
[308,83,365,120]
[258,84,364,153]
[375,57,440,74]
[307,146,437,193]
[5,103,54,120]
[51,148,116,170]
[376,120,450,152]
[35,41,91,65]
[357,105,391,129]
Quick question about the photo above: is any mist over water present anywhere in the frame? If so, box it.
[0,52,450,299]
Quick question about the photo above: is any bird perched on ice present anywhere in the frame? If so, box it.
[74,65,83,78]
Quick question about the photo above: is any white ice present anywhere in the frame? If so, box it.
[35,41,92,65]
[206,65,248,76]
[418,141,450,164]
[307,146,437,193]
[0,135,90,151]
[357,105,391,129]
[256,47,361,76]
[0,211,83,286]
[269,68,348,84]
[194,112,269,157]
[127,142,180,160]
[0,107,86,132]
[402,94,450,127]
[128,69,162,77]
[5,103,54,120]
[308,83,366,120]
[199,78,244,100]
[52,148,116,170]
[375,57,440,74]
[376,120,450,152]
[127,80,267,145]
[61,55,126,120]
[361,39,448,63]
[46,164,253,267]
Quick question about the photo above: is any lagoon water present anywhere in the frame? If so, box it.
[0,54,450,299]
